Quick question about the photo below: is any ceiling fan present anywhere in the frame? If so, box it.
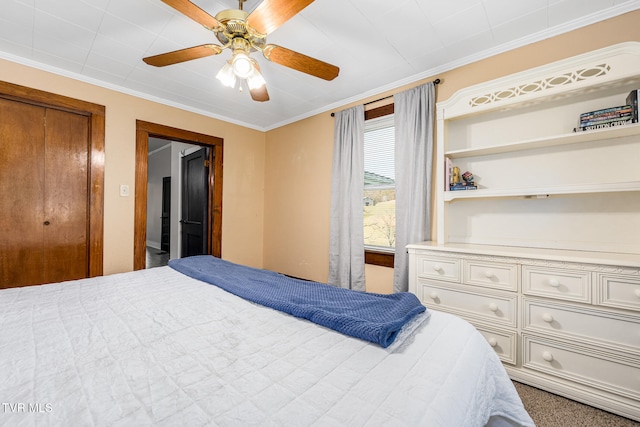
[143,0,340,102]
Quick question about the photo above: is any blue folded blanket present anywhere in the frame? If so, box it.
[169,256,426,348]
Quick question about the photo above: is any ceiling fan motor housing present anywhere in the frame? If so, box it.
[214,9,265,51]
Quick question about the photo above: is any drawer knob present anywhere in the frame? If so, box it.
[429,291,438,300]
[484,270,495,279]
[548,279,560,288]
[433,265,443,272]
[488,337,498,347]
[488,303,499,312]
[542,313,554,323]
[542,351,554,362]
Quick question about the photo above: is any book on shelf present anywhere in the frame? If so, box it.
[579,114,632,127]
[579,111,632,126]
[627,89,639,123]
[450,182,477,191]
[445,158,452,191]
[579,105,631,120]
[574,118,632,132]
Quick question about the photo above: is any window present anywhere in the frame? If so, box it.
[363,104,395,267]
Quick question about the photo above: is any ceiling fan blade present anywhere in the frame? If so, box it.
[249,62,269,102]
[249,84,270,102]
[262,45,339,81]
[161,0,220,29]
[143,44,223,67]
[247,0,314,35]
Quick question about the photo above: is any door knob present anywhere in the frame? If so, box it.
[44,221,50,226]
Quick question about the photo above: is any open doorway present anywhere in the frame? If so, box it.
[146,139,209,267]
[135,121,223,271]
[146,138,171,267]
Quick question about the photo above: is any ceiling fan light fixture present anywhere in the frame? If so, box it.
[247,68,266,90]
[231,51,254,78]
[216,61,236,88]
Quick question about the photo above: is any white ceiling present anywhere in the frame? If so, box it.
[1,0,638,131]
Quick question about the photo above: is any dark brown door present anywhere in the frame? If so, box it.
[180,148,209,257]
[160,176,171,253]
[43,108,89,283]
[0,98,89,288]
[0,99,46,287]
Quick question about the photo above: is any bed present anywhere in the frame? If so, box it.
[0,256,534,426]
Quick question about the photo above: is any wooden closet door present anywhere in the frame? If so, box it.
[0,98,46,288]
[0,99,89,288]
[43,108,89,283]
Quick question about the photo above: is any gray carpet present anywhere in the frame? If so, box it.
[514,381,639,426]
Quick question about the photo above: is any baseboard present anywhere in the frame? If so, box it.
[146,241,161,250]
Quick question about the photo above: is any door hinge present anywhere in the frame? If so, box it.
[204,159,210,167]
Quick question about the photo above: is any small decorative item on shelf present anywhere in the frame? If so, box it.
[450,170,477,191]
[451,166,461,184]
[574,104,633,132]
[627,89,639,123]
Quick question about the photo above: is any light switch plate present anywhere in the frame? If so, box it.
[120,184,130,197]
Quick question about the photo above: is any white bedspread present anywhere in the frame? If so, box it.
[0,267,534,426]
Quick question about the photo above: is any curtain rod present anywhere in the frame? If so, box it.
[331,78,440,117]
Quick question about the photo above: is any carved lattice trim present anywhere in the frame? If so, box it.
[470,64,611,107]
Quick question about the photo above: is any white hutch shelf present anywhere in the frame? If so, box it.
[435,42,640,252]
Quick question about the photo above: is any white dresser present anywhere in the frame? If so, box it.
[408,243,640,421]
[409,42,640,422]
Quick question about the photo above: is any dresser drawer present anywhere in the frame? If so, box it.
[596,273,640,313]
[417,280,517,327]
[523,299,640,353]
[523,335,640,401]
[464,260,517,291]
[474,324,517,365]
[415,255,461,283]
[522,266,591,303]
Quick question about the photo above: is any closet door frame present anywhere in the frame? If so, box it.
[0,80,105,277]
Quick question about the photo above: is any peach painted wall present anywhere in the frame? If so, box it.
[0,59,266,275]
[263,10,640,293]
[263,113,334,282]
